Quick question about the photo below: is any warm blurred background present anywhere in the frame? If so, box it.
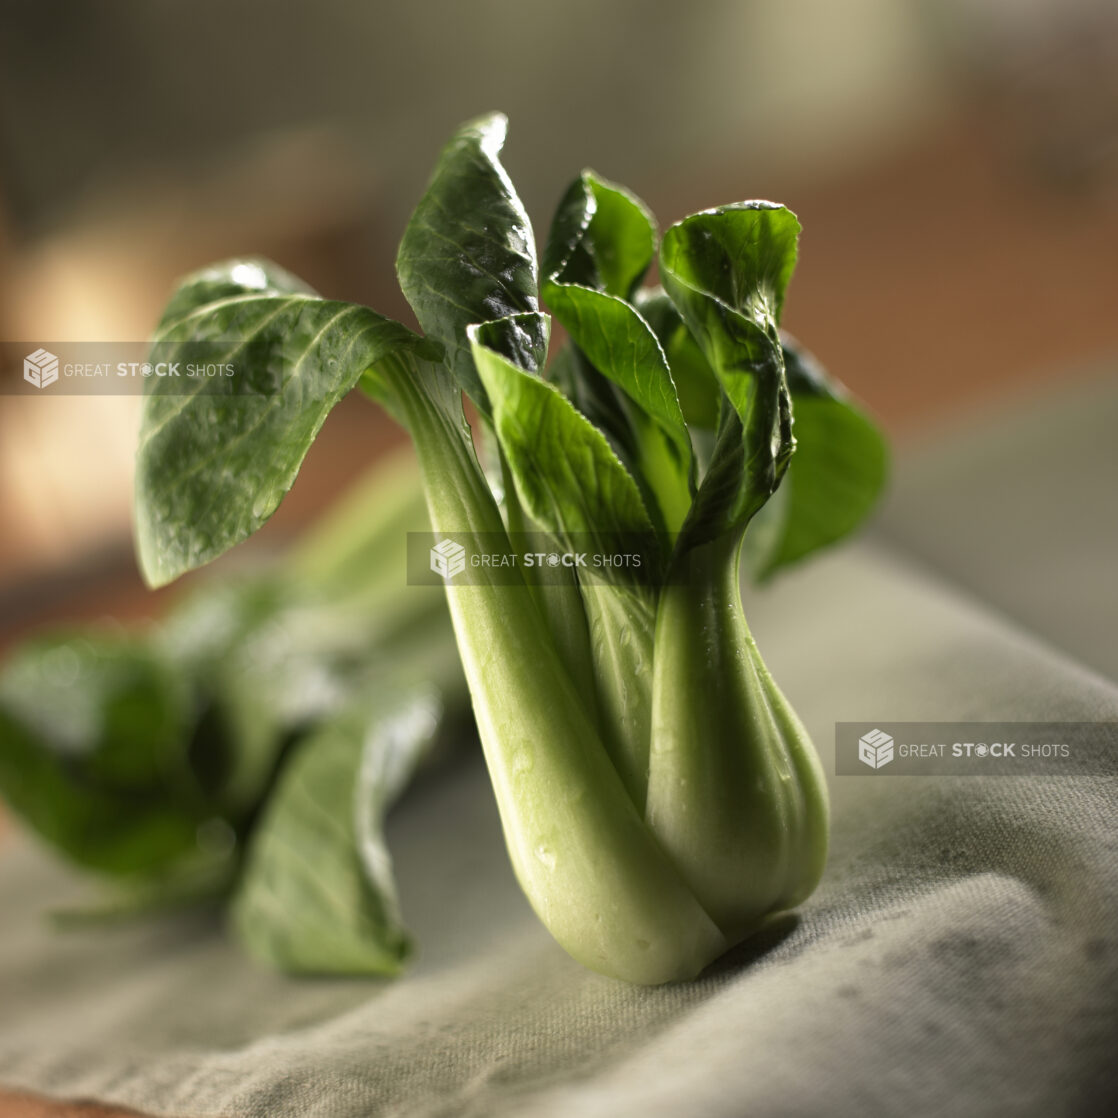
[1,0,1116,645]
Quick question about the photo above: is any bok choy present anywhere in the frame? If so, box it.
[125,113,885,983]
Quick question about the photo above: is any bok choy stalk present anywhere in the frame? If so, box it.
[132,113,886,983]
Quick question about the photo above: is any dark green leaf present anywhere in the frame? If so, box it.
[0,634,207,875]
[543,176,691,532]
[584,173,658,298]
[469,310,549,374]
[639,280,889,572]
[229,686,444,976]
[541,176,596,289]
[661,202,800,327]
[543,171,656,299]
[135,259,432,587]
[541,177,636,473]
[660,205,799,550]
[744,335,889,579]
[396,112,540,412]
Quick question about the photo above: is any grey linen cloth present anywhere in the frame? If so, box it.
[1,376,1116,1117]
